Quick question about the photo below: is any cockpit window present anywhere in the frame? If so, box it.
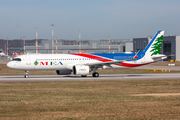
[13,58,21,61]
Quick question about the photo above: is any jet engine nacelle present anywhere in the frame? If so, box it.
[73,65,89,75]
[56,70,72,75]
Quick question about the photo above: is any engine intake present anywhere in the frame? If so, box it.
[73,65,89,75]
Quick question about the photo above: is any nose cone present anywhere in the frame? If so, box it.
[7,62,14,69]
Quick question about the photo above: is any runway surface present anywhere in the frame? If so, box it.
[133,65,180,70]
[1,73,180,82]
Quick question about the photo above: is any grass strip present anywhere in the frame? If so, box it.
[0,80,180,119]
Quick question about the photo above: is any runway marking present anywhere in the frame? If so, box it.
[132,93,180,97]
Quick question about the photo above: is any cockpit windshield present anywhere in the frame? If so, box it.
[13,58,21,61]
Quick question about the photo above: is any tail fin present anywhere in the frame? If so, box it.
[143,30,164,56]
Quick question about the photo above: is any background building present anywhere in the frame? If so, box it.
[2,39,133,55]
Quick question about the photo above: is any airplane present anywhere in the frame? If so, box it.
[0,50,6,56]
[7,30,167,78]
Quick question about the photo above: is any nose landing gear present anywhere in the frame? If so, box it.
[24,71,29,78]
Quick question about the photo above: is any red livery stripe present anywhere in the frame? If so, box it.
[71,53,154,67]
[115,62,153,67]
[71,53,112,62]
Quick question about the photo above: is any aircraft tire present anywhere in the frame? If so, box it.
[92,72,99,77]
[24,75,29,78]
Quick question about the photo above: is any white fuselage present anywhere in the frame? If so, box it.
[7,53,156,71]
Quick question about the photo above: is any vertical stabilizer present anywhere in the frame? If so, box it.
[143,30,164,56]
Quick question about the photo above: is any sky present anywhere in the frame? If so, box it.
[0,0,180,40]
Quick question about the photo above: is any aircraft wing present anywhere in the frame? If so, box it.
[65,60,125,70]
[66,53,138,69]
[83,57,136,67]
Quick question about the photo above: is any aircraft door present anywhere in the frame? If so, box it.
[26,56,31,65]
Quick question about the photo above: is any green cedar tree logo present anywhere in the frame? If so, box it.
[150,35,163,56]
[34,61,38,65]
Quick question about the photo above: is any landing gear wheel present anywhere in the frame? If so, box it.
[92,72,99,77]
[81,75,87,77]
[24,70,29,78]
[24,75,29,78]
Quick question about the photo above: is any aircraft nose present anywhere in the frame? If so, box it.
[7,62,14,69]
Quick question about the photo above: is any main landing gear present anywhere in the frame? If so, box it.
[91,67,99,77]
[92,72,99,77]
[24,70,29,78]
